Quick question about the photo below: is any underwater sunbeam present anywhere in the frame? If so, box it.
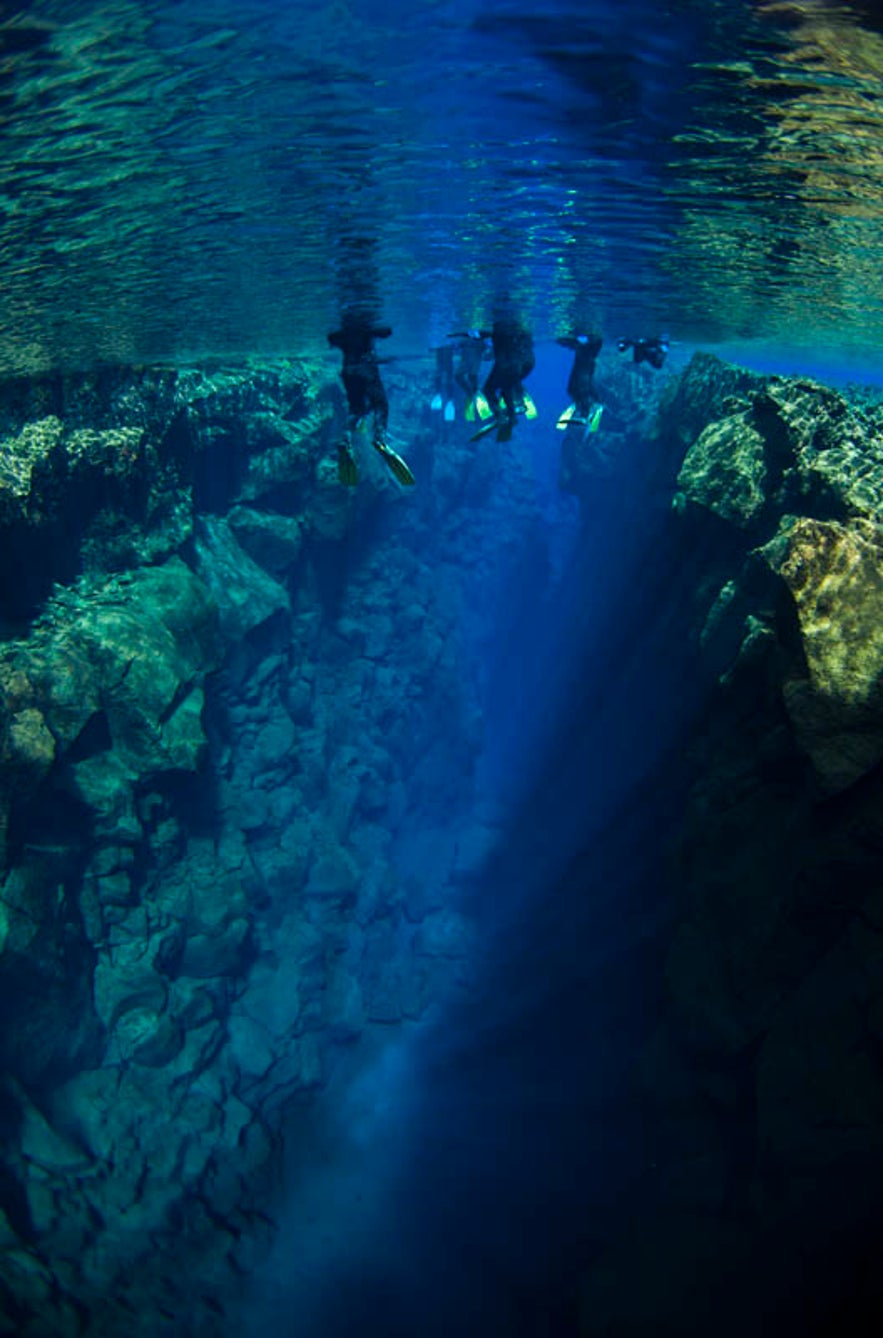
[239,426,715,1336]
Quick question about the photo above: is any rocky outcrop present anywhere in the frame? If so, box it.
[0,355,549,1334]
[575,354,883,1335]
[674,356,883,794]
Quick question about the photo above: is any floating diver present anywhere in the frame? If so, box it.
[328,317,416,487]
[447,329,492,421]
[469,316,537,443]
[556,331,605,437]
[617,336,669,369]
[430,342,457,421]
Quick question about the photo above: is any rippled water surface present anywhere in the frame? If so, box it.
[2,0,883,373]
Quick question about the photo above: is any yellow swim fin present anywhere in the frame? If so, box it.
[522,392,538,420]
[475,393,494,421]
[556,403,576,430]
[375,440,416,487]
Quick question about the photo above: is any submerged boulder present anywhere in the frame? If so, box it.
[674,361,883,540]
[45,559,220,784]
[658,351,765,454]
[193,515,290,641]
[0,558,221,845]
[678,411,768,528]
[228,504,304,575]
[763,516,883,792]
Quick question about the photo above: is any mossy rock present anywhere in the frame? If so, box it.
[678,411,768,528]
[0,417,65,524]
[659,352,765,451]
[763,517,883,791]
[0,559,220,824]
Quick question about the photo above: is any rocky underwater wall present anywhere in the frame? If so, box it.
[574,355,883,1336]
[3,345,883,1337]
[0,353,592,1337]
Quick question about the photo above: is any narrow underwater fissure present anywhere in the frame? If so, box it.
[236,361,711,1337]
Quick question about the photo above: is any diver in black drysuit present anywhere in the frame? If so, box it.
[481,317,536,432]
[328,319,391,442]
[617,336,668,369]
[558,332,603,423]
[327,318,414,486]
[438,330,492,423]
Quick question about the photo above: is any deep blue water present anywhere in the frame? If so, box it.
[239,411,704,1335]
[4,1,883,1335]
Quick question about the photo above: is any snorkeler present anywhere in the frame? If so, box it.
[617,336,669,369]
[556,332,605,436]
[470,316,537,443]
[447,329,492,421]
[430,342,456,422]
[328,317,416,487]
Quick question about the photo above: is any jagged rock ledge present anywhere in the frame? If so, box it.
[577,354,883,1335]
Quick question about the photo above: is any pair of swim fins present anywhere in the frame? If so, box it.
[468,392,538,442]
[475,392,537,422]
[556,403,604,436]
[338,440,416,488]
[430,393,456,422]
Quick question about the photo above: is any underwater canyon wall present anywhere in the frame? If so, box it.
[0,356,569,1336]
[2,347,883,1337]
[574,355,883,1336]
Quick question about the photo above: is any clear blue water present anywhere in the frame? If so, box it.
[4,2,883,1334]
[3,0,883,373]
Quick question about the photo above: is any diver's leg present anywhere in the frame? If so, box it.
[478,370,501,421]
[431,348,445,410]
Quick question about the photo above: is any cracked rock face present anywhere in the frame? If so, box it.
[769,517,883,792]
[0,356,551,1334]
[575,354,883,1336]
[673,354,883,793]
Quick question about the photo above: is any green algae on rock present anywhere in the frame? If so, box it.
[675,358,883,540]
[678,411,769,528]
[763,516,883,792]
[671,353,883,793]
